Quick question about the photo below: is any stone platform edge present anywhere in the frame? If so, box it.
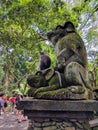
[17,99,98,112]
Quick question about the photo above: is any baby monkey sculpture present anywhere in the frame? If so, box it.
[27,21,93,100]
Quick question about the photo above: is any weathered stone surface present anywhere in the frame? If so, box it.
[17,99,98,130]
[66,127,75,130]
[62,122,72,127]
[42,122,55,127]
[89,118,98,128]
[92,127,98,130]
[27,67,93,100]
[43,126,57,130]
[75,122,83,129]
[33,128,42,130]
[82,123,90,130]
[34,122,42,127]
[17,99,98,112]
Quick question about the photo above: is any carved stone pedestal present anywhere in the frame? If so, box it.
[17,99,98,130]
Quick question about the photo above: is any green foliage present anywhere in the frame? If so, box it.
[0,62,4,83]
[12,83,28,95]
[88,51,98,88]
[0,0,97,94]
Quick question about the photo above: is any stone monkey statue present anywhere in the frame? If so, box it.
[39,52,51,70]
[47,21,87,72]
[47,21,92,91]
[27,21,93,99]
[27,69,66,98]
[59,22,87,68]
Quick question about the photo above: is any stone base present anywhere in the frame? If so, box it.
[26,111,93,130]
[17,99,98,130]
[28,118,90,130]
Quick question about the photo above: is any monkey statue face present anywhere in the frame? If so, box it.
[27,72,48,88]
[47,21,75,46]
[63,21,75,32]
[47,25,66,46]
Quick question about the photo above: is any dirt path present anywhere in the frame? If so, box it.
[0,112,29,130]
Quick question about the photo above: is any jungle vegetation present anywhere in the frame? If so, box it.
[0,0,98,96]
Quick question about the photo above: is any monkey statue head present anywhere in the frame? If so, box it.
[63,21,75,33]
[47,21,75,46]
[47,24,66,46]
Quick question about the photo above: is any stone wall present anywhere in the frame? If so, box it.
[28,118,91,130]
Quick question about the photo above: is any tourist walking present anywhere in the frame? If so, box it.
[2,94,8,112]
[9,95,16,113]
[0,92,6,115]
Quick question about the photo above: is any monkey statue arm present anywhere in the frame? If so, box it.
[57,48,74,69]
[57,46,85,70]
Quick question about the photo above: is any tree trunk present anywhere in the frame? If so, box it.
[2,65,9,86]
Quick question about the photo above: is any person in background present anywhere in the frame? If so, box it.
[17,94,28,123]
[0,92,6,115]
[9,95,16,113]
[15,94,23,115]
[2,94,8,112]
